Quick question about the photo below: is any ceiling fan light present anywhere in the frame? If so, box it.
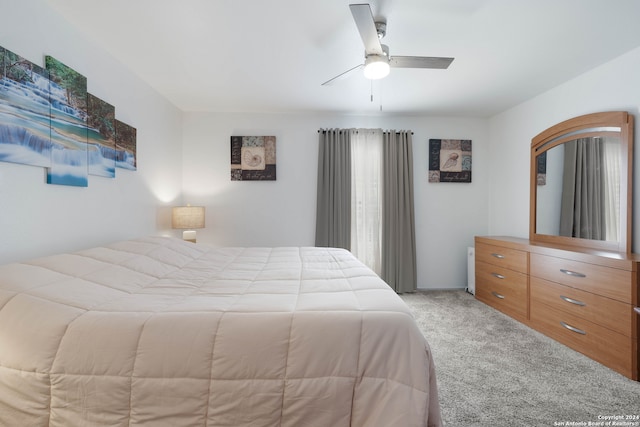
[363,55,390,80]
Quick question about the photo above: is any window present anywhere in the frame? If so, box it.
[350,129,383,274]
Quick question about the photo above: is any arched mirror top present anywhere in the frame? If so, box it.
[530,111,634,253]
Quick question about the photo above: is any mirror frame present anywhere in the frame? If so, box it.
[529,111,634,253]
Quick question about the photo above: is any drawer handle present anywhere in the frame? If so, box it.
[560,295,586,307]
[560,321,586,335]
[560,269,586,278]
[491,272,505,279]
[491,291,505,299]
[491,253,505,259]
[634,307,640,315]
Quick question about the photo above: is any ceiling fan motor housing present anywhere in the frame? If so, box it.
[375,21,386,39]
[365,44,390,60]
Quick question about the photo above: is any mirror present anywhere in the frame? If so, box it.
[530,111,634,253]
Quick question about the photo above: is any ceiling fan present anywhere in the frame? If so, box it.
[322,3,454,86]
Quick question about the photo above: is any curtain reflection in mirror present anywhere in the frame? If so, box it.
[603,139,620,241]
[559,137,619,241]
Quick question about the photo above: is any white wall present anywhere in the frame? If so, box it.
[0,0,183,264]
[182,112,489,289]
[488,46,640,250]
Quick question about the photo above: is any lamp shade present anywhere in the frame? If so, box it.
[172,206,205,229]
[363,55,390,80]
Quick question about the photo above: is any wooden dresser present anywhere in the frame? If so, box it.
[475,235,640,380]
[475,238,528,323]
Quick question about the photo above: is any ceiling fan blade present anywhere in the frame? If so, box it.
[349,4,384,55]
[321,63,364,86]
[390,56,454,69]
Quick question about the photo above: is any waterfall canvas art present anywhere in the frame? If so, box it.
[115,119,137,170]
[0,43,137,187]
[87,93,116,178]
[45,55,89,187]
[0,47,53,168]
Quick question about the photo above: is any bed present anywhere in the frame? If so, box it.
[0,236,441,426]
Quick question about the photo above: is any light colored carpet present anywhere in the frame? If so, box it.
[399,290,639,427]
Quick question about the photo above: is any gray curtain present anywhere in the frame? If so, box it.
[315,128,417,293]
[381,131,417,293]
[559,138,606,240]
[315,129,351,249]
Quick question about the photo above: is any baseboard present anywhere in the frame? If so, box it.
[415,287,467,292]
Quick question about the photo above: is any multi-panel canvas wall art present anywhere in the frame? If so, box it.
[0,44,136,187]
[230,136,276,180]
[428,139,472,183]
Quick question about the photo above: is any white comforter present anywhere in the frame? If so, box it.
[0,236,441,426]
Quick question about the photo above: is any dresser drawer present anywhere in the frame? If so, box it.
[531,277,632,337]
[476,261,527,320]
[530,299,634,378]
[530,253,632,303]
[476,242,527,273]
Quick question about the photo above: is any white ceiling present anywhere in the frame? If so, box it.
[44,0,640,117]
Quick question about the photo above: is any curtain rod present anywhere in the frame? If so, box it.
[317,130,414,135]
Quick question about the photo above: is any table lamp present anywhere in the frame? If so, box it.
[172,205,205,243]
